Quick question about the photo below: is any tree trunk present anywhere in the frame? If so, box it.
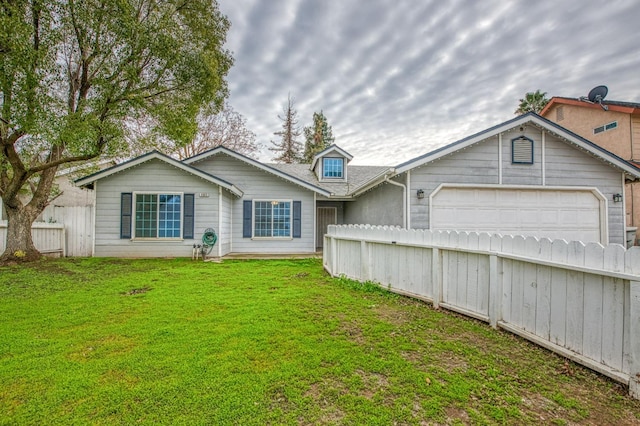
[0,205,41,263]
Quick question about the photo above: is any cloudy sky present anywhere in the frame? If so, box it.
[217,0,639,165]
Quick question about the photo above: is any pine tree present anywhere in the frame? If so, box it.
[303,111,335,163]
[269,95,303,163]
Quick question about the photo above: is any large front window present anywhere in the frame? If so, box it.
[135,193,182,238]
[254,200,291,238]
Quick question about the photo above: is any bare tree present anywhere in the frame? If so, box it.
[175,103,259,159]
[270,95,303,163]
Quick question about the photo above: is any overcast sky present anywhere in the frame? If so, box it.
[217,0,640,165]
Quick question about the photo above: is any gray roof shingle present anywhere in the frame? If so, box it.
[268,163,391,197]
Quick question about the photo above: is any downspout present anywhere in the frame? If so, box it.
[218,186,222,258]
[92,181,97,257]
[542,130,546,186]
[407,170,411,229]
[385,175,407,228]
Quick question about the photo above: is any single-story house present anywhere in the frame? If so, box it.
[75,112,640,257]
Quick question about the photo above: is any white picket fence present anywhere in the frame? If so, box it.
[1,206,93,257]
[323,224,640,400]
[0,221,66,256]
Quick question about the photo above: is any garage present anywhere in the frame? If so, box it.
[430,185,606,243]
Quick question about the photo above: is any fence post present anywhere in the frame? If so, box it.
[489,235,503,329]
[489,254,502,328]
[361,240,369,282]
[630,280,640,399]
[331,235,337,277]
[432,247,442,308]
[626,247,640,400]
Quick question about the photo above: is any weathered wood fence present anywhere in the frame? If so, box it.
[323,224,640,400]
[40,205,94,257]
[0,221,66,256]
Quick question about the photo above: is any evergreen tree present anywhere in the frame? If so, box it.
[515,90,550,114]
[303,111,335,163]
[270,95,303,163]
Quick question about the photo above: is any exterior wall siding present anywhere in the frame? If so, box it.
[408,129,626,245]
[191,154,316,253]
[344,180,403,226]
[94,159,222,257]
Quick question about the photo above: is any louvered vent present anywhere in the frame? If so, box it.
[512,136,533,164]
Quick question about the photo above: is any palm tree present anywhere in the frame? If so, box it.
[515,90,550,114]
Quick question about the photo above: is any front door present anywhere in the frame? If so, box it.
[316,207,337,249]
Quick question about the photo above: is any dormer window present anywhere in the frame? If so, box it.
[323,157,344,179]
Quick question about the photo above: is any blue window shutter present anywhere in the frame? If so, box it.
[243,200,252,238]
[183,194,195,239]
[293,201,302,238]
[121,193,132,239]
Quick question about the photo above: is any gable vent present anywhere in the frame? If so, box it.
[512,136,534,164]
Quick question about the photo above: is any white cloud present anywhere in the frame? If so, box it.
[218,0,640,165]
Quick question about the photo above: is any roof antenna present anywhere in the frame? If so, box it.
[579,85,609,111]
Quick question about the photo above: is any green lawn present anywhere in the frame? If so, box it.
[1,258,638,425]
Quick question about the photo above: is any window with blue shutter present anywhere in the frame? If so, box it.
[244,199,301,238]
[121,193,132,239]
[293,201,301,238]
[243,200,252,238]
[183,194,194,239]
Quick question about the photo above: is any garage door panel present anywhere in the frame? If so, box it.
[431,187,603,243]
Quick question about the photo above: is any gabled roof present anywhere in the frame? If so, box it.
[74,150,243,197]
[183,146,333,197]
[269,163,391,197]
[540,97,640,116]
[310,144,354,170]
[395,113,640,179]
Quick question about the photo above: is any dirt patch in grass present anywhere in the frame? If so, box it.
[355,369,389,399]
[444,406,471,424]
[121,287,151,296]
[373,303,413,326]
[336,320,366,344]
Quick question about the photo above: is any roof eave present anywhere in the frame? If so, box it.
[74,151,245,197]
[185,146,332,197]
[394,113,640,179]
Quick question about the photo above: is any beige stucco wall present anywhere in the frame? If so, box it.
[545,104,633,160]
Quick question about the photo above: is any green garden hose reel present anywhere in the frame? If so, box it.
[192,228,218,260]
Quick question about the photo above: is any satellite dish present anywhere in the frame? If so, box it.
[588,85,608,103]
[585,85,609,110]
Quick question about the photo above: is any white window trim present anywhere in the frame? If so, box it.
[321,157,346,181]
[132,191,184,240]
[252,199,293,240]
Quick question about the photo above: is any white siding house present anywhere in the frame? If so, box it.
[394,114,639,245]
[74,114,640,258]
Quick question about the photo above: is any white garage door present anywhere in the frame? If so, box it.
[430,186,605,243]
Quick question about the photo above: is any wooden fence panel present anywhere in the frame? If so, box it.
[323,225,640,400]
[1,221,65,256]
[534,238,553,340]
[40,205,93,257]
